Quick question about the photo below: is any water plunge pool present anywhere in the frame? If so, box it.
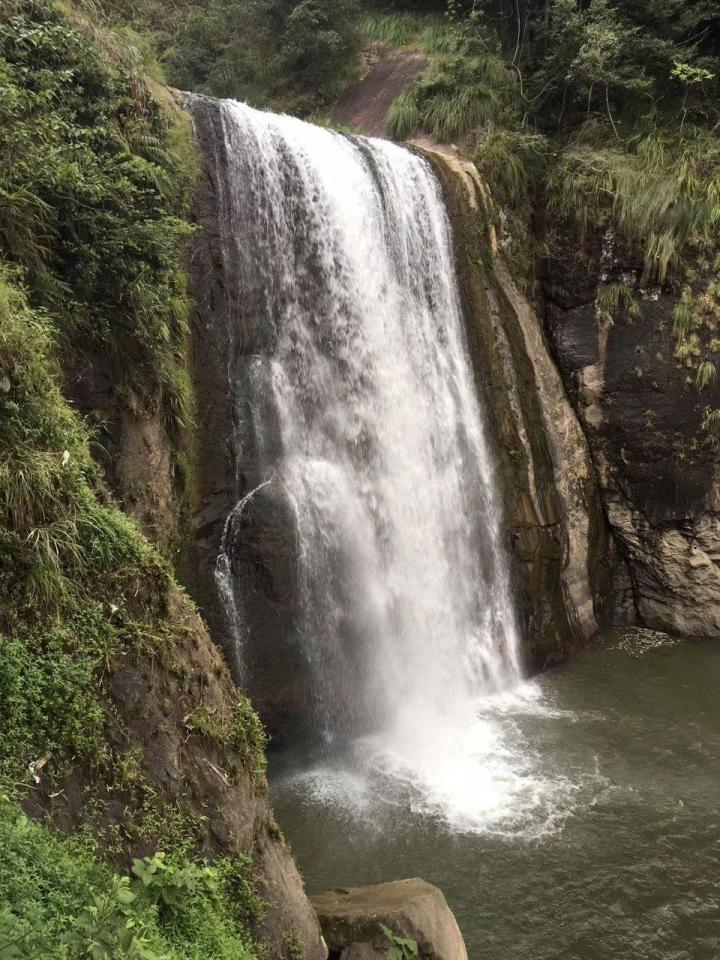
[271,630,720,960]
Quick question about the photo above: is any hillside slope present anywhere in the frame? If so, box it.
[0,3,325,956]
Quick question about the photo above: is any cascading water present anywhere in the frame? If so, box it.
[190,96,526,826]
[183,100,720,960]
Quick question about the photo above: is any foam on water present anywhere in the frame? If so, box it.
[276,681,606,839]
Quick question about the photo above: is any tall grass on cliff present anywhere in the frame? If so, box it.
[387,41,518,142]
[0,0,195,433]
[359,10,458,53]
[0,261,270,954]
[547,127,720,282]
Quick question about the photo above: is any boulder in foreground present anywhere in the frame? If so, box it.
[311,878,468,960]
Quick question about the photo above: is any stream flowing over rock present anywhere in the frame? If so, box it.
[185,95,521,754]
[183,94,615,756]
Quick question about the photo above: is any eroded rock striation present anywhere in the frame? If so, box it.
[423,147,615,669]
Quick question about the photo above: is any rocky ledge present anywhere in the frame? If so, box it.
[312,878,468,960]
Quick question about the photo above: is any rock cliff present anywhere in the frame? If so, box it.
[424,148,615,669]
[543,233,720,637]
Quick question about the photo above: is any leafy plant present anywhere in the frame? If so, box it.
[60,877,161,960]
[0,795,262,960]
[132,854,204,920]
[380,923,418,960]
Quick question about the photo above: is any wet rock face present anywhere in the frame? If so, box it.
[543,231,720,636]
[427,151,616,670]
[183,95,307,730]
[312,879,469,960]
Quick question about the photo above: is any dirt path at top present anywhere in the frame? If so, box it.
[331,46,429,138]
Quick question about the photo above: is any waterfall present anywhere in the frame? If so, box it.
[189,96,521,777]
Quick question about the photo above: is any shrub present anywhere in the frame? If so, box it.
[547,128,720,281]
[0,796,261,960]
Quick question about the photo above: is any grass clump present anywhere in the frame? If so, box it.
[359,11,459,54]
[185,695,268,785]
[386,89,420,139]
[387,53,516,142]
[473,126,548,209]
[547,128,720,282]
[359,11,419,47]
[386,18,518,143]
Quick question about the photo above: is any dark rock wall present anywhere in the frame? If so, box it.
[543,232,720,636]
[183,96,315,740]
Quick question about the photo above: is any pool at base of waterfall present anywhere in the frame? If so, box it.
[270,629,720,960]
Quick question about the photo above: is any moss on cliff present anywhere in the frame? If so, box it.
[0,260,269,956]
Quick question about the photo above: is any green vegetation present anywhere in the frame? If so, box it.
[0,267,169,776]
[0,0,195,432]
[383,14,518,141]
[547,129,720,282]
[0,7,272,956]
[0,268,168,612]
[380,923,418,960]
[0,798,263,959]
[358,10,458,52]
[381,0,719,386]
[379,1,719,256]
[387,45,517,141]
[148,0,360,113]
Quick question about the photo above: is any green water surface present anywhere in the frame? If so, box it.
[271,630,720,960]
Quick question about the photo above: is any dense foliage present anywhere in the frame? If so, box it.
[0,0,194,428]
[0,798,262,959]
[0,0,182,786]
[0,8,269,957]
[108,0,361,112]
